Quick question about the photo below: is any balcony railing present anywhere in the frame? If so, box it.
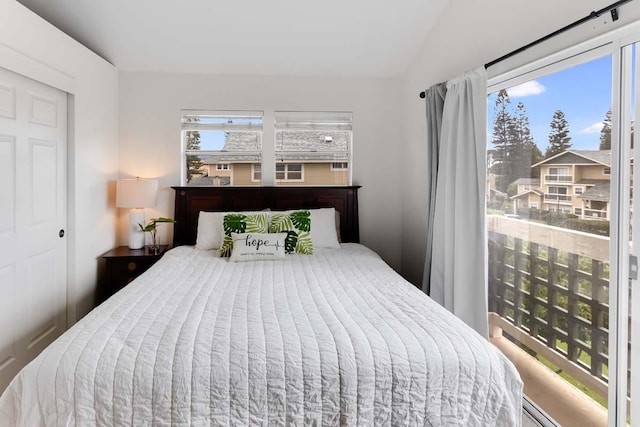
[486,215,632,424]
[544,194,572,203]
[545,175,573,182]
[584,209,608,219]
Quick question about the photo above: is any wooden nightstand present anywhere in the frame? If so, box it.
[98,245,169,304]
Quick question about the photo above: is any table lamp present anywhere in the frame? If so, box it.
[116,178,158,249]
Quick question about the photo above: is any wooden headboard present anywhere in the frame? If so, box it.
[172,186,361,246]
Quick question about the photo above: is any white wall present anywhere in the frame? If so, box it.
[118,72,404,270]
[0,1,119,321]
[400,0,640,286]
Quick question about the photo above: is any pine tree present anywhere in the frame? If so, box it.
[513,102,543,179]
[185,118,204,183]
[546,110,572,158]
[490,89,517,192]
[599,109,612,150]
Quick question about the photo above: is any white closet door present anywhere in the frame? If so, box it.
[0,66,67,392]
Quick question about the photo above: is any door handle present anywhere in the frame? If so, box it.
[59,229,65,238]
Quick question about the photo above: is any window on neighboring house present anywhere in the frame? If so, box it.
[530,203,538,209]
[276,163,303,181]
[523,184,531,191]
[549,167,569,175]
[575,208,583,215]
[575,186,583,195]
[182,110,263,186]
[603,166,611,175]
[275,111,352,186]
[331,162,348,170]
[252,164,262,182]
[548,186,568,194]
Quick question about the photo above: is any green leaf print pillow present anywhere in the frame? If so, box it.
[219,212,269,257]
[269,210,313,255]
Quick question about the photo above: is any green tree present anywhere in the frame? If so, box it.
[490,89,517,192]
[513,101,544,179]
[546,110,572,158]
[185,118,203,183]
[599,109,612,150]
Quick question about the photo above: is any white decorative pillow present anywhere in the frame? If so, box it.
[310,208,341,248]
[195,211,224,250]
[229,232,287,262]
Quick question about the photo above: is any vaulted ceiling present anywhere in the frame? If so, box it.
[17,0,449,77]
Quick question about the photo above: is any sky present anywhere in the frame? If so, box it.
[488,53,621,152]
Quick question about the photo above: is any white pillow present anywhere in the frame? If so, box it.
[309,208,341,248]
[195,211,225,250]
[196,210,270,250]
[229,232,287,262]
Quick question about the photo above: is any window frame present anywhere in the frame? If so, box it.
[275,163,304,182]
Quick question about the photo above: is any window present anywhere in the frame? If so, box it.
[251,164,262,182]
[182,110,263,186]
[603,166,611,175]
[549,167,569,175]
[574,186,583,195]
[331,162,348,170]
[575,208,583,215]
[275,111,352,186]
[523,184,531,191]
[276,163,303,181]
[181,110,352,186]
[530,203,538,209]
[548,186,568,195]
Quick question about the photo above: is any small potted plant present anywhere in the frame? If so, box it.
[138,217,176,253]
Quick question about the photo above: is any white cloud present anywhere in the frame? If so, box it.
[506,81,546,98]
[580,122,604,134]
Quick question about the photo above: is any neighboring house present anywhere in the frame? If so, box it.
[510,150,616,219]
[196,130,349,186]
[509,178,543,211]
[486,174,507,205]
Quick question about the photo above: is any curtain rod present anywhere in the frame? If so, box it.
[419,0,632,99]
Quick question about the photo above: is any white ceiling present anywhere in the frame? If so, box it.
[17,0,449,78]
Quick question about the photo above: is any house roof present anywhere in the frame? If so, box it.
[510,189,544,200]
[187,176,231,187]
[531,150,611,168]
[577,182,610,202]
[201,130,349,164]
[513,178,540,185]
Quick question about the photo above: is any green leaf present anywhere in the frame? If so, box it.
[220,235,233,257]
[270,213,293,233]
[223,214,247,235]
[290,211,311,232]
[245,214,268,233]
[295,231,313,255]
[284,231,298,253]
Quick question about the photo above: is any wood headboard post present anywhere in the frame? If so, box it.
[171,186,361,246]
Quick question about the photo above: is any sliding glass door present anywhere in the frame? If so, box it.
[485,32,640,424]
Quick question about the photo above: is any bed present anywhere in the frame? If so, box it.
[0,186,523,426]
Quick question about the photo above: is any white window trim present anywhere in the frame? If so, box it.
[251,163,262,183]
[331,162,348,171]
[275,163,304,182]
[574,186,584,195]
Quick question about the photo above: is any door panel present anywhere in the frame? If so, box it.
[0,66,67,392]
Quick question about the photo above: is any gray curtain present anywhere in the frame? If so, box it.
[425,67,489,337]
[421,82,447,296]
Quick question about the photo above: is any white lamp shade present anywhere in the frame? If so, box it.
[116,178,158,208]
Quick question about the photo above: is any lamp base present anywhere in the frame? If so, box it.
[128,208,145,249]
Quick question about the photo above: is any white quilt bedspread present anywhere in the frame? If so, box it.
[0,244,522,426]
